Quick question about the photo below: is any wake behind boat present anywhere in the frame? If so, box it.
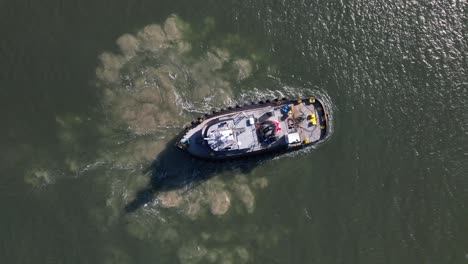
[176,98,329,160]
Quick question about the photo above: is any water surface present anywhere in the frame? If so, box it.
[0,0,467,263]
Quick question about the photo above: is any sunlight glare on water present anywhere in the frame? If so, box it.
[0,0,466,263]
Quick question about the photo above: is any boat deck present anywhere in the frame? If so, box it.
[178,99,325,159]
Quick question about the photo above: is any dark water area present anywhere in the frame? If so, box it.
[0,0,467,263]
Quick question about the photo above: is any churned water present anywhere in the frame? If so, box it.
[0,0,466,263]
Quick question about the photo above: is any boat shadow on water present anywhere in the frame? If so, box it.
[124,136,273,213]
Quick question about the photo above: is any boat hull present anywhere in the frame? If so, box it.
[175,98,329,161]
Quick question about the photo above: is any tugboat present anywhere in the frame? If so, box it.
[176,98,329,160]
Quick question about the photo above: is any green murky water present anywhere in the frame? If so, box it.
[0,0,467,263]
